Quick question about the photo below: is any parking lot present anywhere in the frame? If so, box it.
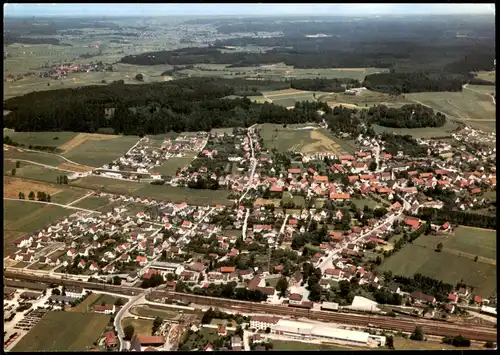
[4,287,59,351]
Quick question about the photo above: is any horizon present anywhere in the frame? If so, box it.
[4,3,495,18]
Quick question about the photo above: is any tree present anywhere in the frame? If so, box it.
[114,298,124,307]
[63,175,69,184]
[47,194,51,202]
[11,168,16,176]
[265,327,271,334]
[152,316,163,334]
[369,161,377,171]
[386,335,395,349]
[484,342,495,349]
[436,243,443,252]
[57,176,61,184]
[124,325,135,341]
[135,73,144,81]
[276,277,288,298]
[112,276,122,285]
[16,161,20,168]
[28,191,35,200]
[52,288,61,295]
[383,270,393,282]
[18,192,24,199]
[474,255,478,262]
[410,326,424,341]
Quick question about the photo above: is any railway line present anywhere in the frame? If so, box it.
[4,270,497,342]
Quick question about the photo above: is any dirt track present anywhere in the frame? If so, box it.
[57,162,93,172]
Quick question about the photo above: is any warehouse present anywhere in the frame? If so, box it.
[271,319,386,348]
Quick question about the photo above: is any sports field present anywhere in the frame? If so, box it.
[378,227,497,298]
[12,311,110,352]
[61,134,139,167]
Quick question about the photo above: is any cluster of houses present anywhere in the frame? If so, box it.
[452,126,496,150]
[98,135,208,180]
[38,61,113,79]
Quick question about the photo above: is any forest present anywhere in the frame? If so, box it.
[365,104,447,128]
[363,73,465,94]
[289,78,361,92]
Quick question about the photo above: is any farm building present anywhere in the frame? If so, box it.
[271,319,385,347]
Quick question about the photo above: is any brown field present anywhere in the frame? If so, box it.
[265,89,310,98]
[254,198,281,207]
[57,162,93,172]
[300,129,344,154]
[58,133,120,153]
[327,102,361,109]
[4,176,63,199]
[70,293,101,313]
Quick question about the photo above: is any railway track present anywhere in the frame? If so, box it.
[4,270,497,342]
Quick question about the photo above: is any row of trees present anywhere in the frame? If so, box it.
[417,207,496,230]
[363,72,464,94]
[366,104,446,129]
[18,191,52,202]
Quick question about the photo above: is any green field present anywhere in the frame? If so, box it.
[50,188,89,205]
[378,241,496,298]
[72,175,233,205]
[320,89,413,109]
[259,123,318,151]
[151,153,197,176]
[12,311,110,351]
[62,136,139,167]
[5,163,67,184]
[474,71,495,83]
[3,130,77,148]
[4,148,68,167]
[122,317,154,336]
[283,194,306,208]
[73,196,111,210]
[352,198,384,210]
[4,200,74,255]
[372,119,460,138]
[406,90,496,132]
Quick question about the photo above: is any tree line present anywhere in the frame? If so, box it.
[18,190,52,202]
[417,207,496,230]
[363,72,464,94]
[366,104,446,129]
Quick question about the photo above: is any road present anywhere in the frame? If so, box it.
[67,192,93,206]
[7,145,92,168]
[243,330,251,351]
[238,125,257,203]
[3,197,101,214]
[5,270,496,342]
[242,209,250,239]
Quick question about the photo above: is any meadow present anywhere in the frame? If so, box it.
[71,175,233,205]
[4,147,69,167]
[372,120,460,138]
[73,196,112,210]
[61,134,139,167]
[320,89,412,109]
[5,163,67,184]
[129,305,183,320]
[378,232,497,298]
[151,153,197,176]
[406,90,496,132]
[12,311,110,352]
[3,130,77,148]
[122,317,154,336]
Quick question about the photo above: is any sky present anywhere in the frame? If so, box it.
[3,3,495,18]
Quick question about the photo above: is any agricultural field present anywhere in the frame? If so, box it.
[4,176,64,199]
[263,88,316,108]
[151,153,197,176]
[3,130,77,148]
[73,196,112,210]
[405,90,496,132]
[474,70,495,83]
[3,199,75,255]
[70,293,102,313]
[72,175,233,205]
[259,124,348,154]
[372,120,460,138]
[378,240,496,298]
[12,311,110,352]
[61,133,139,167]
[3,147,70,167]
[49,188,90,205]
[5,162,67,184]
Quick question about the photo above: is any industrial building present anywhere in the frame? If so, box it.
[271,319,386,348]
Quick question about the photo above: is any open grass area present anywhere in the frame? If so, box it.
[320,89,412,109]
[372,119,460,138]
[62,135,139,167]
[378,241,496,298]
[12,311,110,351]
[151,153,197,176]
[3,147,68,167]
[4,199,74,256]
[72,175,233,205]
[70,293,101,313]
[49,188,89,205]
[352,198,383,210]
[475,70,496,83]
[3,130,77,148]
[406,90,496,132]
[122,317,154,336]
[5,163,68,184]
[271,340,354,350]
[447,226,496,260]
[392,336,485,350]
[73,196,111,210]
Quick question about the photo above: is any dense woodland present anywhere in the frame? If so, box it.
[417,208,496,230]
[366,104,446,128]
[363,73,464,94]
